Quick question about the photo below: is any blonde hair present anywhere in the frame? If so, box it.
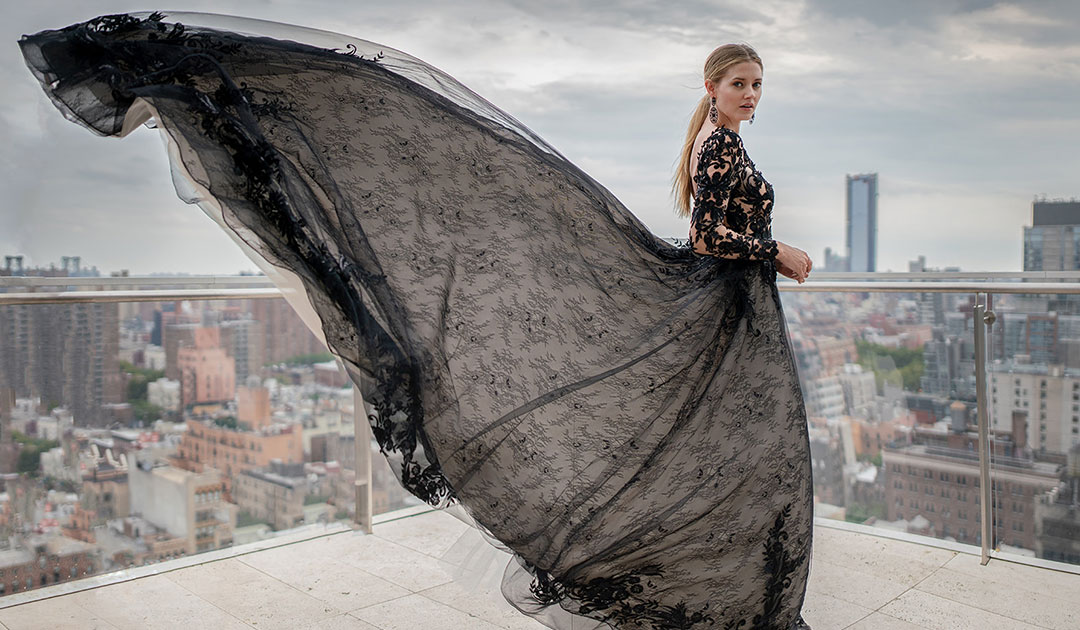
[672,43,763,218]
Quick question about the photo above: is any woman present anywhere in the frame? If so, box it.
[678,45,813,285]
[19,12,814,629]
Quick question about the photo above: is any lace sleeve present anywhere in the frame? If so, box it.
[689,130,779,261]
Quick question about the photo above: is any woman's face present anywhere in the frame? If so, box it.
[707,61,763,128]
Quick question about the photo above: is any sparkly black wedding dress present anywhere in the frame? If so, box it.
[19,12,813,629]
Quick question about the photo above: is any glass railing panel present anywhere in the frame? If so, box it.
[779,285,1006,550]
[0,291,420,599]
[985,290,1080,566]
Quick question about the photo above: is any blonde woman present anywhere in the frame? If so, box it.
[21,12,814,629]
[676,45,813,284]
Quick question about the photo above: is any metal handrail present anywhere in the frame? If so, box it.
[788,271,1080,280]
[779,281,1080,294]
[4,270,1080,289]
[0,288,283,305]
[3,279,1080,306]
[0,275,274,288]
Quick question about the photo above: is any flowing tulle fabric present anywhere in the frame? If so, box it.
[19,12,813,629]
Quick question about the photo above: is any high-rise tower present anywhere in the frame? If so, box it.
[845,173,878,272]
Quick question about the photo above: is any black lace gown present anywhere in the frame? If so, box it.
[18,12,813,629]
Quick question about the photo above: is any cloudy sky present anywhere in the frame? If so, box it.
[1,1,1077,275]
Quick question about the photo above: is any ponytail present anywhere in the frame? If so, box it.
[671,94,712,218]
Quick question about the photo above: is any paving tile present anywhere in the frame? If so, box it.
[915,566,1079,630]
[309,614,382,629]
[812,528,955,586]
[942,553,1080,599]
[805,557,911,611]
[420,580,549,629]
[296,531,455,592]
[880,589,1045,630]
[167,557,340,630]
[0,595,118,630]
[799,591,874,630]
[351,592,506,630]
[371,509,471,558]
[239,538,411,613]
[69,574,249,630]
[845,611,932,630]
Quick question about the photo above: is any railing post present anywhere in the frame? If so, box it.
[973,293,995,564]
[353,385,373,533]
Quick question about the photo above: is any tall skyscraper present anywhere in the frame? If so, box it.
[845,173,878,272]
[1022,199,1080,316]
[1023,199,1080,271]
[0,258,121,425]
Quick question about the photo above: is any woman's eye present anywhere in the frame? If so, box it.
[733,81,742,87]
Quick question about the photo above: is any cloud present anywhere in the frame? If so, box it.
[1,0,1078,275]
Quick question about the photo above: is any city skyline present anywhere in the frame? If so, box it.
[1,1,1078,274]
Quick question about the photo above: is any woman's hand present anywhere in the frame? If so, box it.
[775,242,812,283]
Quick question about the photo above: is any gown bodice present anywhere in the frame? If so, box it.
[690,125,780,262]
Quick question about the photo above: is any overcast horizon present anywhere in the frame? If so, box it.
[1,1,1078,275]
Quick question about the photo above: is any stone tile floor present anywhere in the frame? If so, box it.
[2,507,1077,630]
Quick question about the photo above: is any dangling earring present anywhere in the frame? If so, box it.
[749,112,755,125]
[709,96,718,125]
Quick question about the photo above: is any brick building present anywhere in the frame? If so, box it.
[176,328,236,409]
[884,443,1061,548]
